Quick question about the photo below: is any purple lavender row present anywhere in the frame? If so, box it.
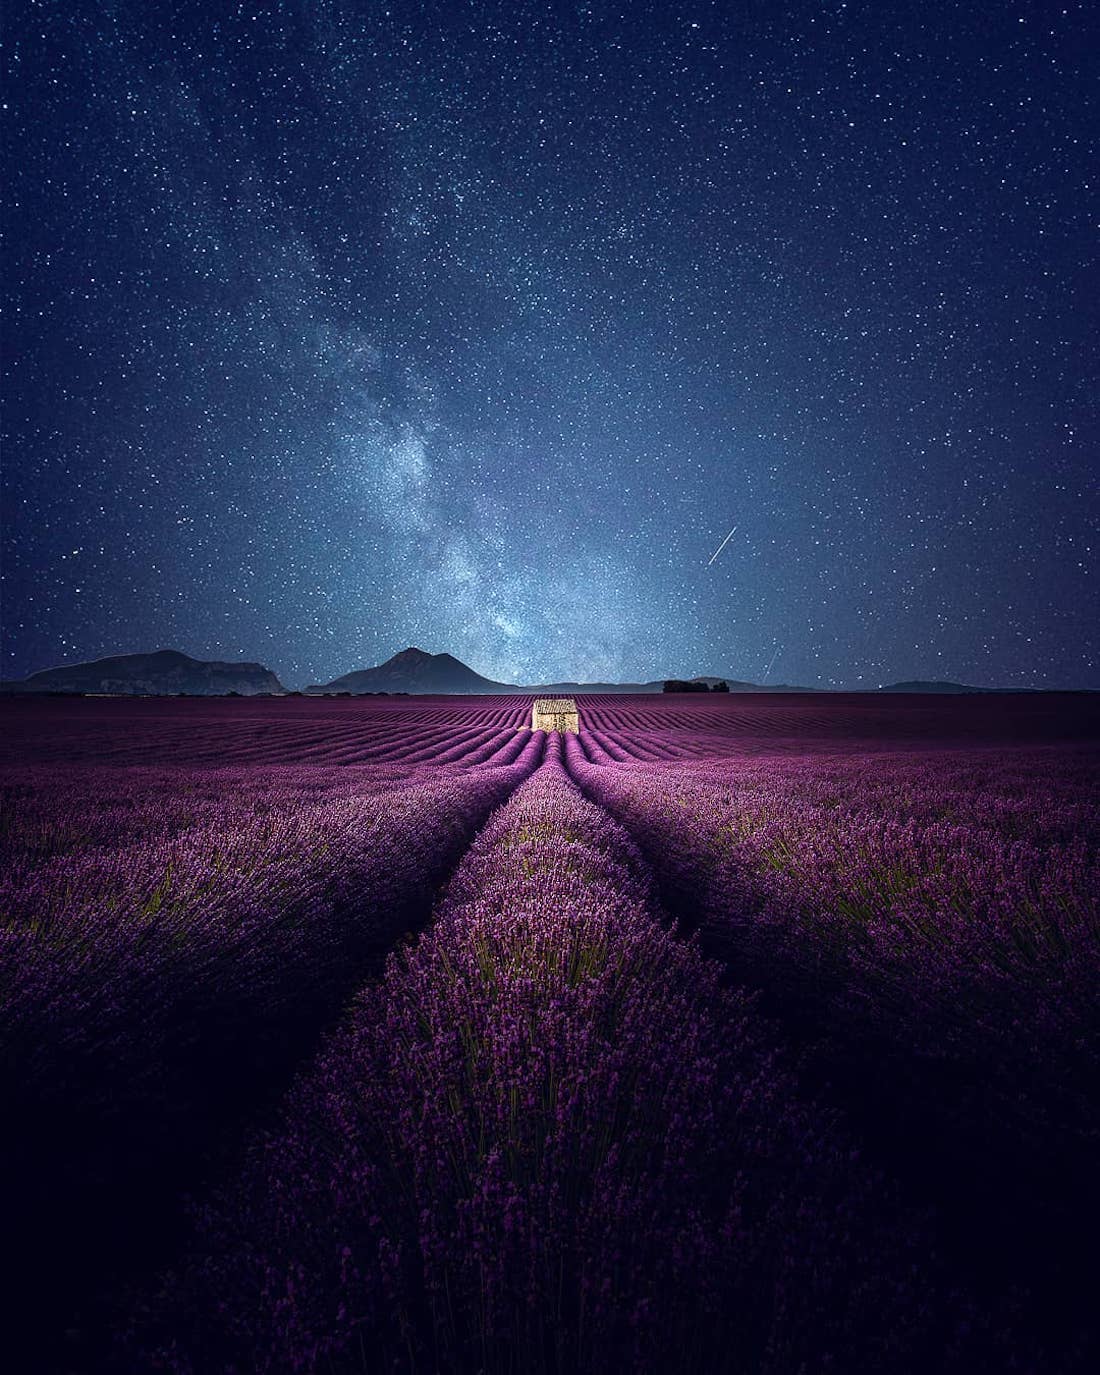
[2,732,546,1360]
[3,737,547,1109]
[564,737,1099,1123]
[563,735,1100,1345]
[0,763,430,881]
[1,742,533,892]
[0,695,536,766]
[160,739,967,1374]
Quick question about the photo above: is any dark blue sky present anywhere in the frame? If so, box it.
[4,1,1097,688]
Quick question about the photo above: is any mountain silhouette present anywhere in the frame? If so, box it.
[304,647,503,695]
[0,649,285,696]
[3,646,1032,697]
[304,649,818,695]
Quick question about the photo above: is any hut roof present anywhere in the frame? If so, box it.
[533,697,577,712]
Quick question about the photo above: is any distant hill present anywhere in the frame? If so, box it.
[304,647,505,695]
[0,649,285,696]
[302,653,1074,696]
[305,649,818,695]
[875,680,990,694]
[1,646,1060,697]
[685,676,818,693]
[525,679,665,695]
[521,674,820,694]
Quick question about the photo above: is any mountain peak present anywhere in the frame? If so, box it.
[146,648,195,663]
[386,647,434,664]
[308,647,502,695]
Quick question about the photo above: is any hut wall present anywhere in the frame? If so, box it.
[531,699,580,733]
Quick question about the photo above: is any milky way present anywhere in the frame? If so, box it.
[4,2,1097,688]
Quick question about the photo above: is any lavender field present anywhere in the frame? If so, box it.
[2,693,1098,1372]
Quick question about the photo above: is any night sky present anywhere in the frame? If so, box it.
[4,1,1097,689]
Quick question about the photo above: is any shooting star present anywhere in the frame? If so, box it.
[764,645,781,681]
[706,525,738,566]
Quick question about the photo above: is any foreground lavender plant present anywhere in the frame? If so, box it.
[164,743,958,1374]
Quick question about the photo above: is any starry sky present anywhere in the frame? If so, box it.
[3,0,1097,689]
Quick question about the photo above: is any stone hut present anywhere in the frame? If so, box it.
[531,697,579,733]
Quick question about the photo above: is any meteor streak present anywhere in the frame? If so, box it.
[706,525,738,566]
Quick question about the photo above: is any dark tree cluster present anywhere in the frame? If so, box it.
[663,680,729,693]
